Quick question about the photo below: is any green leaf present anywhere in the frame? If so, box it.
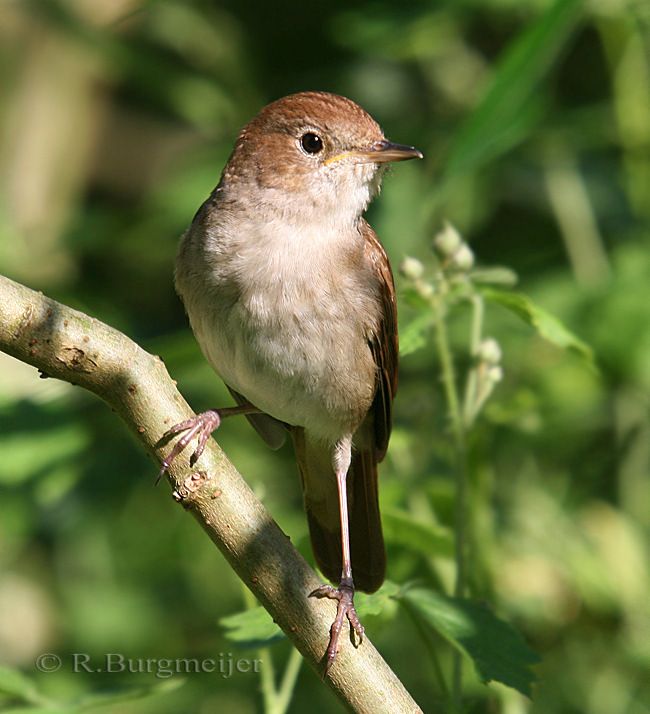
[220,607,285,647]
[403,589,541,696]
[354,580,401,618]
[0,424,89,485]
[469,266,519,287]
[383,510,454,558]
[72,680,184,711]
[400,311,434,356]
[441,0,584,187]
[0,704,60,714]
[0,668,181,713]
[0,667,41,702]
[482,287,594,363]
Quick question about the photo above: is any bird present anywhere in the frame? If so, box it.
[159,91,422,672]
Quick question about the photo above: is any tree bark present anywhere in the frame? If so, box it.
[0,273,423,714]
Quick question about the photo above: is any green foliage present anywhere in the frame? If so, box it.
[440,0,585,189]
[481,288,594,364]
[1,0,649,712]
[0,666,183,713]
[220,607,285,648]
[403,589,541,697]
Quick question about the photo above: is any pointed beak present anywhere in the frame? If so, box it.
[325,140,423,166]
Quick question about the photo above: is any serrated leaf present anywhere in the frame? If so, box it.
[354,580,401,618]
[383,510,454,558]
[400,312,434,356]
[403,589,541,696]
[482,288,594,363]
[220,607,284,646]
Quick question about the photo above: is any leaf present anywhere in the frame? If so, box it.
[354,580,401,618]
[0,667,40,701]
[403,589,541,697]
[383,510,454,558]
[73,680,184,711]
[220,607,285,647]
[400,311,434,356]
[482,287,594,363]
[468,266,519,287]
[0,668,181,713]
[441,0,584,188]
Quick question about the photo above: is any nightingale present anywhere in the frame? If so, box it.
[160,91,422,672]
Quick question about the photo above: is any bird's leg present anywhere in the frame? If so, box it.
[309,436,363,674]
[157,405,260,483]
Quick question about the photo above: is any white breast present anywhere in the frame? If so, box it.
[178,211,380,443]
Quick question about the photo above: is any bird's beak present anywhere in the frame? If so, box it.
[325,140,423,166]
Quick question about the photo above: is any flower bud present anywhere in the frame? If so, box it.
[477,338,502,365]
[451,243,475,271]
[400,256,425,280]
[417,281,435,299]
[433,223,463,258]
[486,365,504,384]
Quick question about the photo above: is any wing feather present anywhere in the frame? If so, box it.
[361,219,398,461]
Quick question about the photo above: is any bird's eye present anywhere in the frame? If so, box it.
[301,132,323,154]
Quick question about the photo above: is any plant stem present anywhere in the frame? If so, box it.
[402,598,450,699]
[259,645,278,714]
[462,295,485,429]
[241,583,302,714]
[431,288,468,713]
[275,648,304,714]
[431,293,463,447]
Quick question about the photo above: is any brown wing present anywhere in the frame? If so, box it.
[361,218,398,462]
[295,221,397,594]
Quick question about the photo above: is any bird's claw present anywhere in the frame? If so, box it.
[310,580,363,674]
[157,410,222,484]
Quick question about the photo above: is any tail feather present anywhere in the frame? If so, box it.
[292,427,385,594]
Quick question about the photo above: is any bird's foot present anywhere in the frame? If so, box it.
[157,409,222,484]
[310,578,363,674]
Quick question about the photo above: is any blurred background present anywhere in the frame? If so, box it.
[0,0,649,712]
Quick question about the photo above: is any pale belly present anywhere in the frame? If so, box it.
[189,286,378,443]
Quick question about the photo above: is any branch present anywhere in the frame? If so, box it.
[0,274,423,714]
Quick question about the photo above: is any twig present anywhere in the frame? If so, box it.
[0,273,424,714]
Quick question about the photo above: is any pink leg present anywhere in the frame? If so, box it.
[309,441,364,674]
[157,405,259,483]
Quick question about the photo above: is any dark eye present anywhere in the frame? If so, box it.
[301,132,323,154]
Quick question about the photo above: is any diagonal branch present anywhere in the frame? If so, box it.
[0,273,423,714]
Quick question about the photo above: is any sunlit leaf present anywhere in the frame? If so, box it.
[355,580,401,618]
[469,266,519,287]
[482,288,594,363]
[399,312,434,356]
[403,589,541,696]
[220,607,284,646]
[0,666,40,701]
[0,667,182,713]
